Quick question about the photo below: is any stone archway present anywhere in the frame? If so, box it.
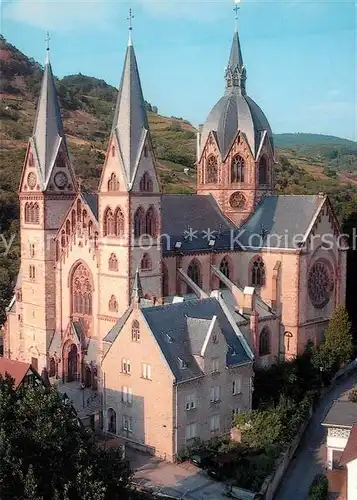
[63,342,79,382]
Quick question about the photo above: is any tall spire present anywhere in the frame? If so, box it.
[31,34,68,189]
[225,0,246,95]
[132,267,143,302]
[111,11,149,189]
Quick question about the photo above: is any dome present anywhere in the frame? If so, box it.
[200,29,274,159]
[201,93,274,159]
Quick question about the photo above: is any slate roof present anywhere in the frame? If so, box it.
[340,423,357,465]
[141,297,252,382]
[31,59,68,190]
[112,38,149,189]
[103,306,133,344]
[82,192,98,220]
[240,195,322,249]
[161,194,239,255]
[322,400,357,428]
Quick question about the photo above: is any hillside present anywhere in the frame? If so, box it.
[0,34,357,325]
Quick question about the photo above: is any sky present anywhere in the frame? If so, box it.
[2,0,356,141]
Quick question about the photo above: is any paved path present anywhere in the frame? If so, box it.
[274,373,357,500]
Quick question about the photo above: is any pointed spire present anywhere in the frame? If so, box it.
[132,267,143,302]
[225,1,246,95]
[111,13,149,188]
[127,8,134,46]
[31,37,68,189]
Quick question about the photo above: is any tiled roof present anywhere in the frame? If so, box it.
[240,195,323,249]
[0,358,31,390]
[161,194,238,255]
[141,297,252,382]
[340,423,357,465]
[322,400,357,428]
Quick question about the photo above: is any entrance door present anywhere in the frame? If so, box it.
[84,366,91,387]
[67,344,78,382]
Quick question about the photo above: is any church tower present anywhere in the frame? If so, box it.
[98,17,161,333]
[197,13,275,226]
[18,43,77,371]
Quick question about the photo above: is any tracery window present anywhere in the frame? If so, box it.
[141,253,152,271]
[206,155,218,184]
[259,157,268,185]
[308,260,333,309]
[251,257,266,287]
[259,327,271,356]
[134,207,145,237]
[145,207,157,237]
[103,207,115,236]
[108,253,118,271]
[71,263,93,316]
[56,153,66,168]
[140,172,153,192]
[109,295,118,312]
[187,259,202,291]
[162,263,169,298]
[24,202,40,224]
[108,173,119,191]
[114,207,124,236]
[219,256,231,288]
[231,155,245,183]
[132,320,140,342]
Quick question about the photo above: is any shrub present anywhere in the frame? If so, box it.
[307,473,328,500]
[348,388,357,403]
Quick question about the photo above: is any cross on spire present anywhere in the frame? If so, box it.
[45,31,51,63]
[127,8,134,45]
[233,0,241,32]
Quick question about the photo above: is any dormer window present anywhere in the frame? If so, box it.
[178,357,187,369]
[212,334,218,344]
[166,333,174,343]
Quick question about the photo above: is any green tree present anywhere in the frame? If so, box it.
[314,305,353,373]
[0,375,151,500]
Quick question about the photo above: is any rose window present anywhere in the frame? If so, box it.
[229,191,246,210]
[308,261,333,309]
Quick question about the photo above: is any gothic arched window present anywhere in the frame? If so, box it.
[259,157,268,185]
[206,155,218,184]
[65,219,71,236]
[231,155,245,183]
[259,327,271,356]
[109,295,118,312]
[108,253,118,271]
[88,220,93,238]
[141,253,152,271]
[114,207,124,237]
[145,207,157,237]
[24,202,40,224]
[219,256,231,288]
[140,172,153,192]
[134,207,145,237]
[103,207,115,237]
[250,256,266,287]
[162,263,169,298]
[71,262,93,320]
[71,210,76,231]
[108,173,119,192]
[132,320,140,342]
[187,259,202,292]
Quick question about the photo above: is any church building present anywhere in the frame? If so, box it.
[3,15,347,460]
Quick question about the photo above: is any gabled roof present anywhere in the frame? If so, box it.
[240,195,324,249]
[82,192,98,220]
[340,423,357,465]
[31,59,69,190]
[0,358,34,390]
[141,298,252,383]
[112,38,149,189]
[103,306,133,345]
[322,400,357,428]
[161,194,239,254]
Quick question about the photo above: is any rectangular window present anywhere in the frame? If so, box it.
[122,415,132,433]
[122,386,133,404]
[121,358,131,374]
[185,394,197,411]
[185,422,197,441]
[211,358,219,373]
[29,265,36,281]
[210,386,220,402]
[210,414,220,433]
[232,376,242,395]
[141,363,151,380]
[29,244,35,258]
